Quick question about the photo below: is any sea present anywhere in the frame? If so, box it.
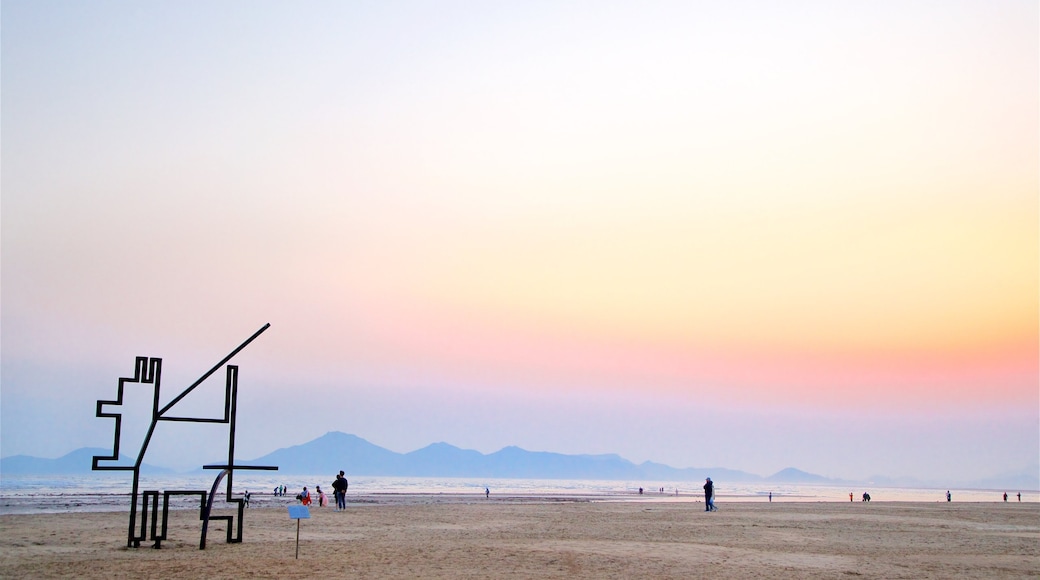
[1,474,1032,515]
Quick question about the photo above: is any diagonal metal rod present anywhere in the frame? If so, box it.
[157,323,270,417]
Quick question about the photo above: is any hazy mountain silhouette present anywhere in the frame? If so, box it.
[0,447,172,475]
[766,467,832,483]
[1,434,844,482]
[242,431,788,481]
[241,432,405,475]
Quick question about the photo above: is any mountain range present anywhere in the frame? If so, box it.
[3,432,1037,490]
[242,432,812,482]
[0,432,837,483]
[0,447,174,476]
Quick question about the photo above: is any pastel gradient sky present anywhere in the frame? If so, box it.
[2,1,1037,484]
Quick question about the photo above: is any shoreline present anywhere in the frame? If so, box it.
[2,488,1036,516]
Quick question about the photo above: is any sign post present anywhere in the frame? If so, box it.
[287,505,310,559]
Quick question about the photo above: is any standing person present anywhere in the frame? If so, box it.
[703,478,716,512]
[850,492,854,502]
[1017,492,1021,502]
[333,472,347,511]
[769,491,772,502]
[1003,492,1008,502]
[485,487,490,499]
[946,490,952,502]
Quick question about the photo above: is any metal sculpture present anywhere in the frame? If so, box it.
[92,323,277,549]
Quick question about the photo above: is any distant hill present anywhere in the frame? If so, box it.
[969,466,1040,492]
[0,447,172,476]
[0,434,841,484]
[240,432,406,475]
[766,467,833,483]
[244,431,779,481]
[5,435,1034,489]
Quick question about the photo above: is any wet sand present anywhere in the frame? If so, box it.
[1,499,1037,578]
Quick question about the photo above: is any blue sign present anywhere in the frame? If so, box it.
[288,505,310,520]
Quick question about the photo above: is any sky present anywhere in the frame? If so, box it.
[2,0,1037,485]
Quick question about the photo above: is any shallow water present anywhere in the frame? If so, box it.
[1,474,1031,515]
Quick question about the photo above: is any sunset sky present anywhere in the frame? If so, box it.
[2,1,1037,485]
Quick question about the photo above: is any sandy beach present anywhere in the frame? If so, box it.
[1,499,1037,579]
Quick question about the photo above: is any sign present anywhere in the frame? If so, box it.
[288,505,310,559]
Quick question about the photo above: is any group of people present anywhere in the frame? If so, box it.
[947,490,1022,502]
[284,471,349,510]
[296,486,324,506]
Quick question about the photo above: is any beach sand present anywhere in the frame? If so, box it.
[1,499,1037,579]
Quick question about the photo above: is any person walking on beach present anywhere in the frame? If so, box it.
[1003,492,1008,502]
[333,472,348,510]
[1018,492,1021,502]
[769,491,772,502]
[947,491,951,502]
[704,478,716,512]
[485,487,490,499]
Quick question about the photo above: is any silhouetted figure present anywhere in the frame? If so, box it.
[946,490,951,502]
[704,478,716,511]
[1003,492,1008,502]
[333,472,347,510]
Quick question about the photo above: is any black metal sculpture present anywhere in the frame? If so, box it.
[92,323,277,549]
